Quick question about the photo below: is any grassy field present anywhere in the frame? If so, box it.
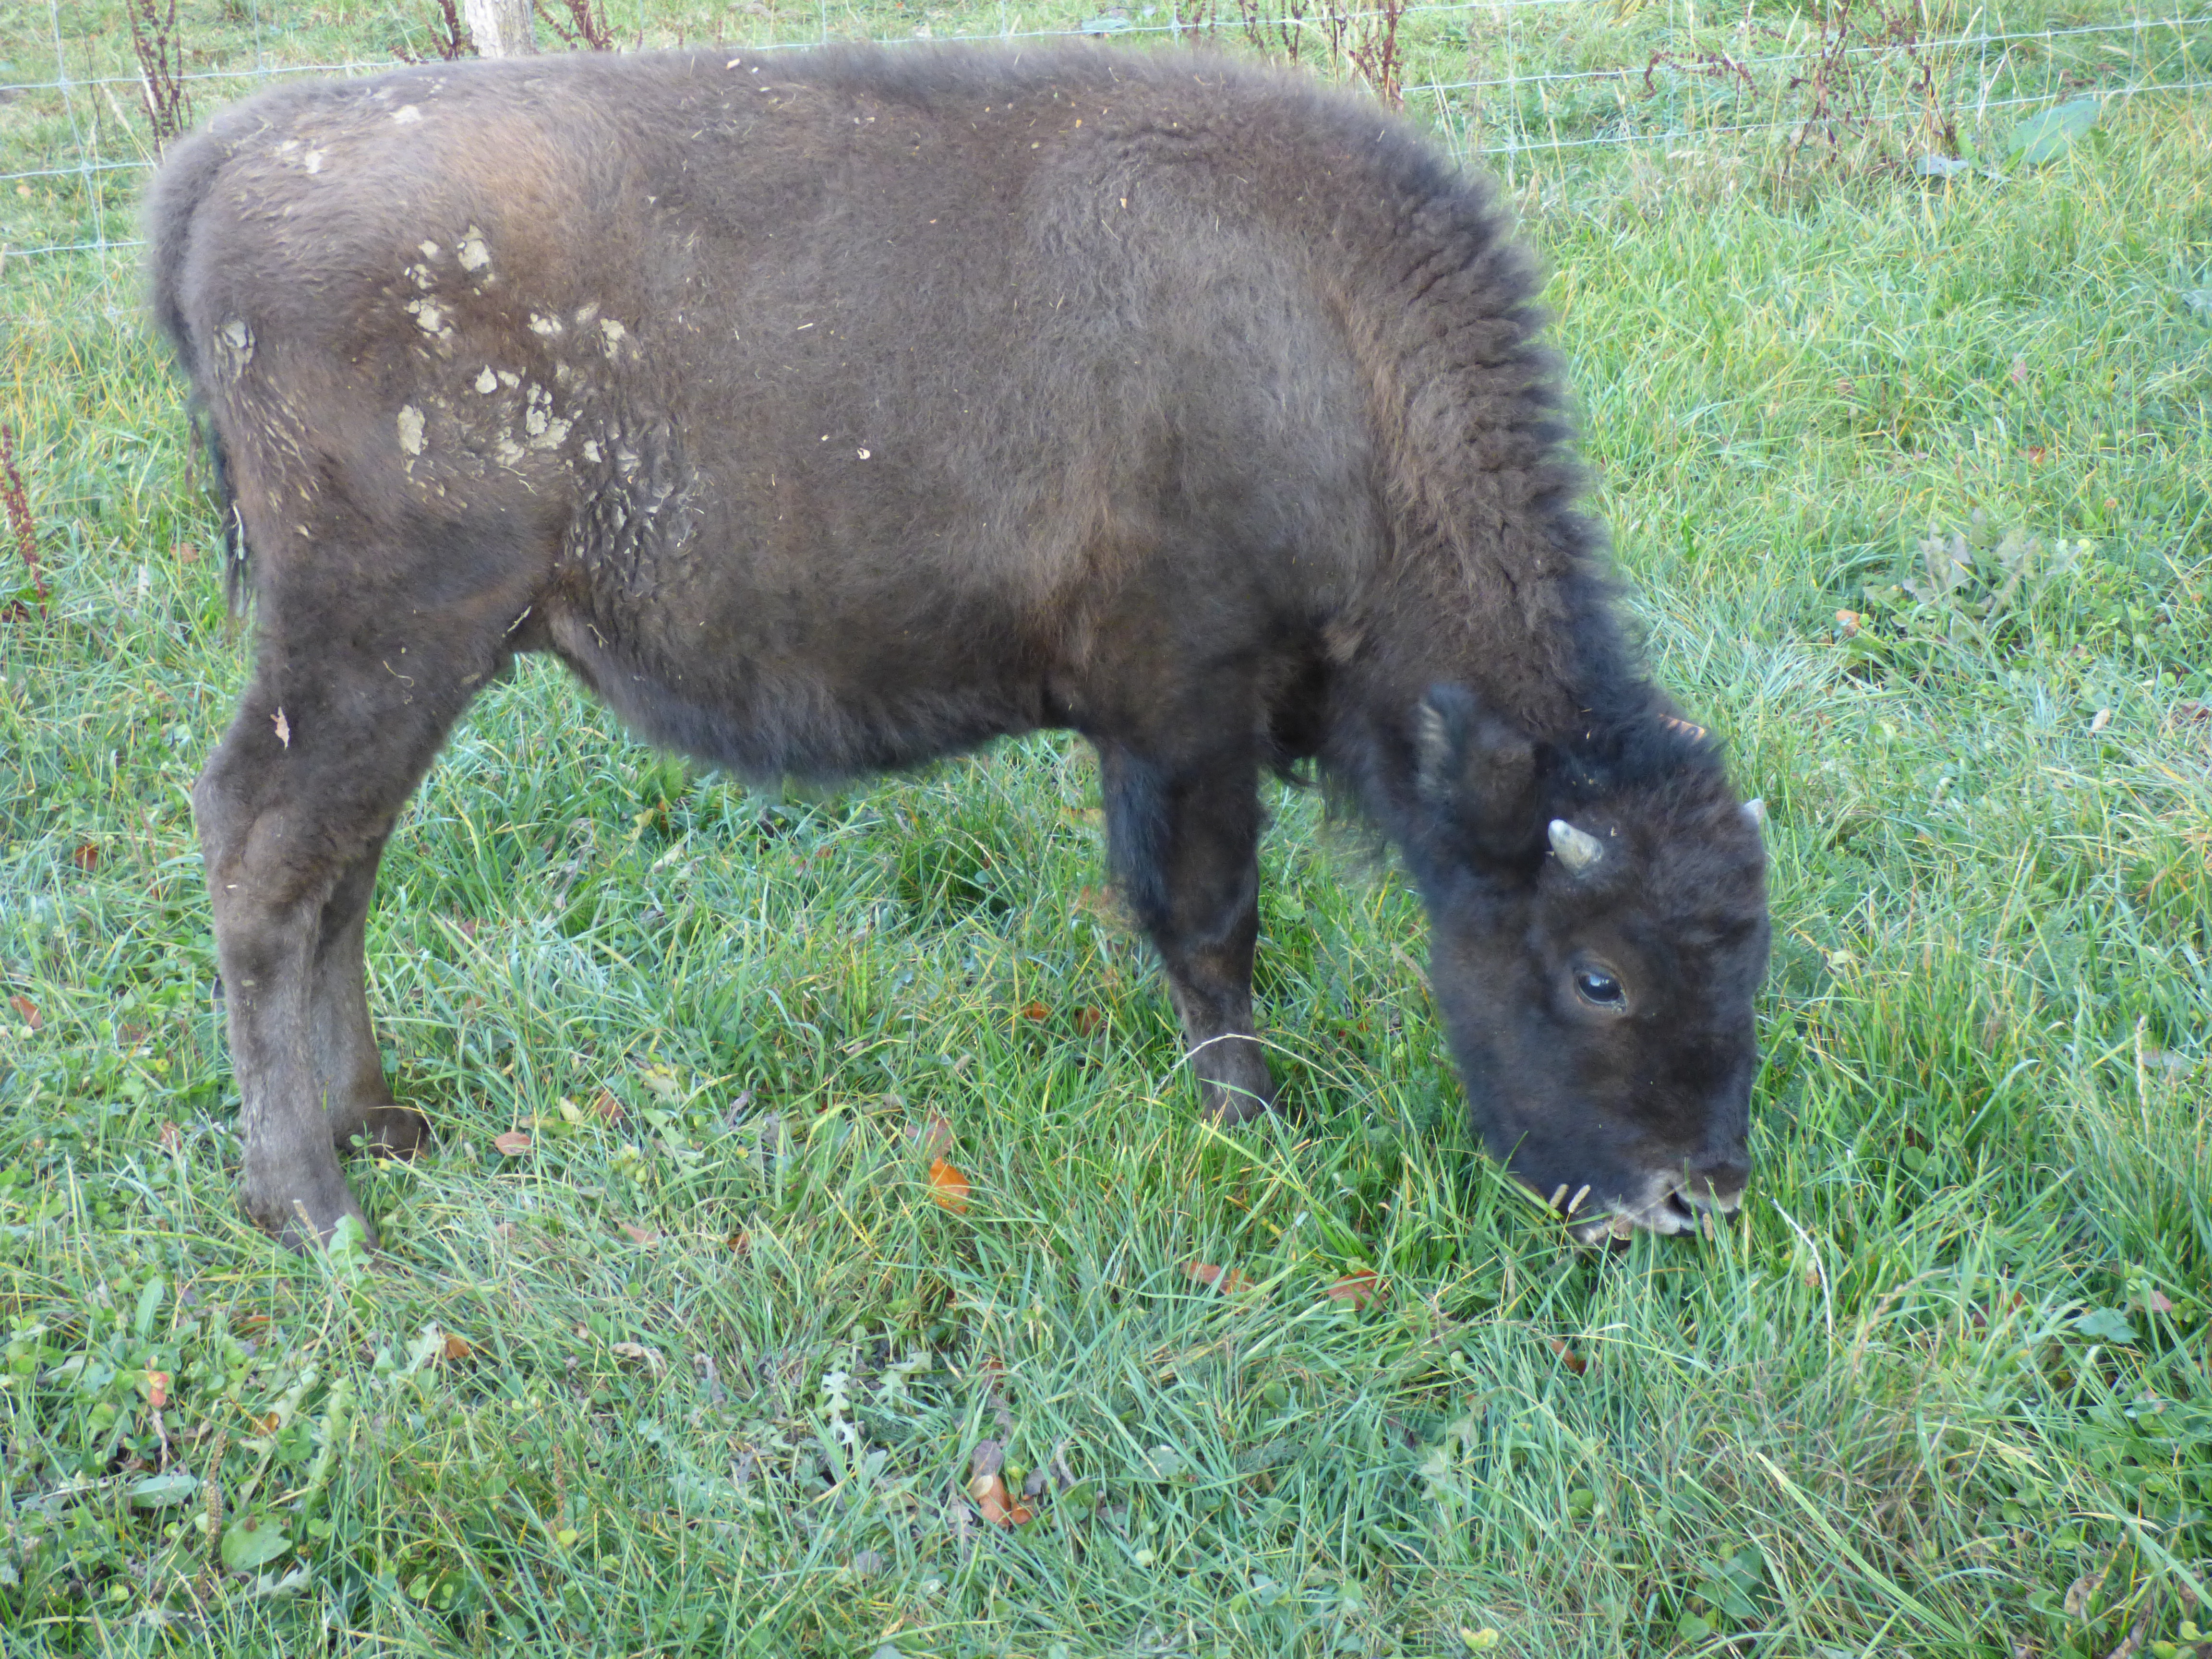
[5,0,2212,1654]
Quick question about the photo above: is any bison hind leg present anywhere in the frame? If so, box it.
[310,832,430,1161]
[196,555,522,1249]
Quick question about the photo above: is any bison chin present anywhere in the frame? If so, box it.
[1449,1069,1758,1246]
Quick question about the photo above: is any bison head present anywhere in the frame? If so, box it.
[1407,685,1770,1241]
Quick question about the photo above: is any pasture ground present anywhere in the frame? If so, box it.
[2,0,2211,1653]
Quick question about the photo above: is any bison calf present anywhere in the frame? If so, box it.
[147,43,1770,1251]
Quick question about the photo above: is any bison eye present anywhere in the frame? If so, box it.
[1573,967,1626,1009]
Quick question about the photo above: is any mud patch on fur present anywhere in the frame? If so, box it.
[216,318,253,378]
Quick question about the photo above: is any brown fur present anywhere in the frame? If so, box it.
[147,43,1769,1250]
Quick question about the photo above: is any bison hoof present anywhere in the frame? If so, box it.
[251,1173,378,1254]
[1199,1082,1276,1126]
[353,1106,431,1159]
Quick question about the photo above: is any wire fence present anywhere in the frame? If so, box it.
[2,0,2207,282]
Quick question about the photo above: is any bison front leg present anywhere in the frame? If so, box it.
[196,670,460,1250]
[1098,742,1275,1124]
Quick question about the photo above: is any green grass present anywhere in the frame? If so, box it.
[4,3,2212,1655]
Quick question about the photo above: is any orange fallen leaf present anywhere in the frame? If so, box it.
[157,1121,182,1153]
[174,541,201,564]
[726,1230,751,1255]
[441,1333,472,1362]
[909,1110,953,1160]
[969,1472,1034,1527]
[1074,1005,1105,1036]
[1183,1261,1254,1294]
[2025,445,2047,464]
[928,1158,971,1213]
[2148,1289,2176,1314]
[591,1091,624,1124]
[1324,1270,1385,1310]
[618,1222,658,1247]
[1835,609,1863,636]
[145,1370,169,1409]
[10,995,40,1030]
[1020,1000,1050,1022]
[493,1130,531,1156]
[72,842,100,872]
[1547,1336,1588,1376]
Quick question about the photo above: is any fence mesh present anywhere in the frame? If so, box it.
[1,0,2207,293]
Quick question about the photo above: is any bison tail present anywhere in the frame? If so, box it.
[144,126,252,616]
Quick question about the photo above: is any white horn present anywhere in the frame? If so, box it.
[1547,818,1605,875]
[1741,797,1766,830]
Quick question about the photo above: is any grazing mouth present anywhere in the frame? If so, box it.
[1561,1176,1744,1245]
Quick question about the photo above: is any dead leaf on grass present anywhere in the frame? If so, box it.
[442,1333,473,1363]
[928,1157,971,1213]
[2064,1563,2108,1619]
[1183,1261,1254,1294]
[9,996,40,1030]
[1547,1336,1588,1376]
[493,1130,531,1156]
[1074,1005,1105,1036]
[592,1090,624,1124]
[611,1341,663,1373]
[72,842,100,872]
[909,1110,953,1160]
[1020,1000,1049,1022]
[158,1121,182,1154]
[968,1472,1034,1527]
[618,1222,658,1247]
[1323,1270,1385,1310]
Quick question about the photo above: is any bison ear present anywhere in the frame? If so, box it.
[1416,685,1543,859]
